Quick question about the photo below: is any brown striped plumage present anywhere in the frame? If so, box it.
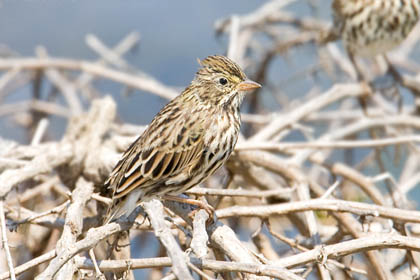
[103,55,260,222]
[332,0,420,57]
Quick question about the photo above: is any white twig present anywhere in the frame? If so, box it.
[0,58,179,100]
[321,179,341,199]
[74,256,305,279]
[227,15,241,62]
[209,221,271,280]
[0,250,56,280]
[0,142,73,198]
[36,178,93,279]
[215,198,420,223]
[10,200,70,225]
[36,46,83,115]
[236,135,420,151]
[190,209,209,258]
[273,234,420,268]
[250,83,369,141]
[143,199,194,280]
[0,67,21,100]
[30,118,49,146]
[89,249,105,280]
[0,200,16,280]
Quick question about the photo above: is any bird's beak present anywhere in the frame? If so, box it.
[238,80,261,92]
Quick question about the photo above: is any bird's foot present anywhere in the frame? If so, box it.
[163,194,215,222]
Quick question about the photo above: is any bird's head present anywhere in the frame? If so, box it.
[189,55,261,109]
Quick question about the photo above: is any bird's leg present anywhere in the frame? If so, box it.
[113,231,131,252]
[134,211,149,228]
[105,230,131,259]
[383,55,403,82]
[349,52,364,82]
[383,54,405,112]
[349,52,371,115]
[162,194,215,220]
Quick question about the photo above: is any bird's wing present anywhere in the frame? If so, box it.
[104,104,206,200]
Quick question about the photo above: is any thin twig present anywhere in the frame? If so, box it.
[0,200,16,280]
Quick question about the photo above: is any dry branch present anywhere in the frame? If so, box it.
[143,200,194,280]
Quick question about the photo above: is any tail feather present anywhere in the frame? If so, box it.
[104,188,144,224]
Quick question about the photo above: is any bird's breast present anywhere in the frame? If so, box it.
[204,110,240,151]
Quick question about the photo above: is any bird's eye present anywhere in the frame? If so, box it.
[219,77,228,85]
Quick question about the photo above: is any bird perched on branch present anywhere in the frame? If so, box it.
[331,0,420,60]
[325,0,420,111]
[103,55,261,223]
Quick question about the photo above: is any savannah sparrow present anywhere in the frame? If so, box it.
[332,0,420,58]
[330,0,420,110]
[103,55,260,222]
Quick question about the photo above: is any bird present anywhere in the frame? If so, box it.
[103,55,261,223]
[332,0,420,59]
[329,0,420,111]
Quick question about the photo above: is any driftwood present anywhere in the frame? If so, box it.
[2,1,420,279]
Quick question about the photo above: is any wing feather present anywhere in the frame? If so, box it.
[105,103,206,201]
[162,152,177,176]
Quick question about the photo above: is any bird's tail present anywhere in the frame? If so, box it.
[104,188,144,224]
[103,202,123,224]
